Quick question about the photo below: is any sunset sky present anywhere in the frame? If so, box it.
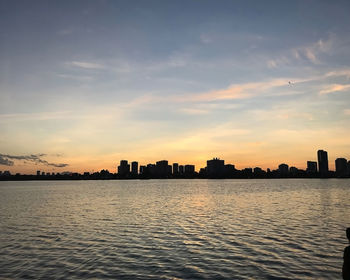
[1,0,350,174]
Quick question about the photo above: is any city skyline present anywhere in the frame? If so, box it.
[1,149,349,177]
[1,1,350,174]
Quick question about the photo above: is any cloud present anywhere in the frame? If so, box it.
[0,156,14,166]
[319,84,350,95]
[325,69,350,79]
[292,36,334,64]
[180,78,303,102]
[344,109,350,116]
[57,74,94,81]
[0,111,75,122]
[267,35,336,68]
[0,154,69,168]
[179,108,209,115]
[68,61,105,69]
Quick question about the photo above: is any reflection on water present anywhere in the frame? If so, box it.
[0,179,349,279]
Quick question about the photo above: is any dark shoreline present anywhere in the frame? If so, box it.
[1,174,348,181]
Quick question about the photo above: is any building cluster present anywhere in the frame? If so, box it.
[270,149,349,178]
[305,149,350,178]
[117,160,195,179]
[113,150,349,179]
[1,149,349,180]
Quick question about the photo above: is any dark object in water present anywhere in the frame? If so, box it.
[343,228,350,280]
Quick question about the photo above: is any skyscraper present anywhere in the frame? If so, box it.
[335,158,347,177]
[131,161,138,175]
[118,160,130,177]
[156,160,169,177]
[179,165,184,174]
[172,163,179,175]
[317,150,329,176]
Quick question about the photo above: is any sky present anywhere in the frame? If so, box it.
[1,0,350,174]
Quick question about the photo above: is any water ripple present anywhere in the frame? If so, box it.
[0,179,349,279]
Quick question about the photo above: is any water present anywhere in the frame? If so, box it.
[0,179,349,279]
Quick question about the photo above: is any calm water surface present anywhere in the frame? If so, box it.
[0,179,349,279]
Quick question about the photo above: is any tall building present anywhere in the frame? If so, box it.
[36,170,40,176]
[317,150,329,176]
[179,165,184,174]
[335,158,347,177]
[306,161,317,173]
[167,165,172,175]
[131,161,138,175]
[147,164,156,176]
[206,158,225,177]
[139,165,146,174]
[118,160,130,177]
[278,163,289,175]
[156,160,169,177]
[184,165,195,174]
[172,163,179,174]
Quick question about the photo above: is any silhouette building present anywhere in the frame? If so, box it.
[156,160,169,177]
[179,165,184,174]
[167,165,172,175]
[307,161,317,173]
[118,160,130,177]
[184,165,195,174]
[139,165,146,174]
[147,164,156,176]
[131,161,138,175]
[207,158,225,177]
[242,168,253,177]
[278,163,289,175]
[253,167,263,175]
[225,164,236,175]
[317,150,329,176]
[335,158,347,177]
[173,163,179,175]
[289,166,299,175]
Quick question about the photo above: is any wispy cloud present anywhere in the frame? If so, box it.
[179,108,209,115]
[0,154,69,167]
[319,84,350,95]
[293,36,334,64]
[57,73,94,81]
[0,111,74,122]
[68,61,105,69]
[178,78,305,102]
[266,35,336,69]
